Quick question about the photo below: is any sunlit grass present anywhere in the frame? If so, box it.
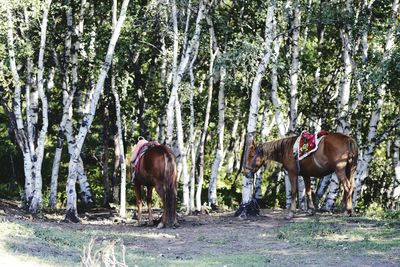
[275,216,400,254]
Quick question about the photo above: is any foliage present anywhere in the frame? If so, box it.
[0,0,399,212]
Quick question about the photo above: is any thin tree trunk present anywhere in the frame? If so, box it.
[208,66,226,208]
[101,73,112,208]
[6,0,52,213]
[188,67,196,212]
[50,0,92,208]
[353,0,399,207]
[6,6,34,207]
[224,103,241,181]
[323,0,355,211]
[240,2,275,216]
[390,128,400,210]
[288,0,301,134]
[113,77,126,218]
[165,0,208,146]
[271,36,286,138]
[196,55,215,212]
[65,0,130,222]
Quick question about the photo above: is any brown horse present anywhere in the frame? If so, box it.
[130,144,179,228]
[242,132,358,219]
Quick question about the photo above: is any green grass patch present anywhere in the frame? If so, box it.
[275,216,400,254]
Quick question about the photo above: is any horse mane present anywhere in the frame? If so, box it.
[261,136,297,162]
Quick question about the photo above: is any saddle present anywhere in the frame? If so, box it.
[130,138,160,183]
[293,130,328,161]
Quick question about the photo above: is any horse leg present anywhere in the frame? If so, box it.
[336,169,353,215]
[147,186,154,226]
[303,176,316,215]
[134,184,142,226]
[154,184,166,229]
[286,171,298,220]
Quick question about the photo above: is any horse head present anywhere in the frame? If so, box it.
[242,139,264,178]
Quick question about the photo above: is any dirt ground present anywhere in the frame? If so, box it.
[1,199,399,267]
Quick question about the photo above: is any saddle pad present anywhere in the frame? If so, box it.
[294,130,328,161]
[131,139,160,170]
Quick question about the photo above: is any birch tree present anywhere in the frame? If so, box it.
[321,0,356,210]
[5,0,52,213]
[288,0,300,135]
[208,66,226,209]
[164,0,210,213]
[239,1,275,217]
[49,0,92,209]
[65,0,130,222]
[207,16,225,209]
[353,0,399,206]
[390,127,400,209]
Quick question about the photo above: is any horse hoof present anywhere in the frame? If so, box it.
[157,222,165,229]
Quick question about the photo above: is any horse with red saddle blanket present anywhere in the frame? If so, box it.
[242,131,358,219]
[130,138,179,228]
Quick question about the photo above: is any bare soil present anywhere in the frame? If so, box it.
[1,199,399,267]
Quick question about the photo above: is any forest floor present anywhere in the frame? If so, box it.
[1,198,400,267]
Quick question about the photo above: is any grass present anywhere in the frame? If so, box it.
[275,216,400,254]
[0,213,399,266]
[0,218,265,267]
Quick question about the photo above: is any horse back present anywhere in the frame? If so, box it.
[136,145,177,186]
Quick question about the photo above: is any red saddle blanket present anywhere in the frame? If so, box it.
[295,130,328,160]
[130,139,160,172]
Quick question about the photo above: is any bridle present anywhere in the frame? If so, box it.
[243,145,263,178]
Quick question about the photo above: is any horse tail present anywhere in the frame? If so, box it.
[346,138,358,188]
[163,149,177,226]
[129,146,136,183]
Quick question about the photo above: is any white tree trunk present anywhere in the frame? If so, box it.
[224,107,241,180]
[337,27,353,134]
[241,2,275,208]
[6,6,34,206]
[50,0,92,208]
[65,0,130,222]
[6,0,52,213]
[288,0,301,134]
[324,0,355,211]
[188,72,196,212]
[188,41,200,212]
[391,133,400,209]
[196,37,216,212]
[271,36,286,137]
[175,95,190,212]
[208,66,226,207]
[353,0,399,206]
[114,81,126,218]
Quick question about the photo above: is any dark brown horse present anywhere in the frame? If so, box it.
[242,132,358,219]
[130,144,178,228]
